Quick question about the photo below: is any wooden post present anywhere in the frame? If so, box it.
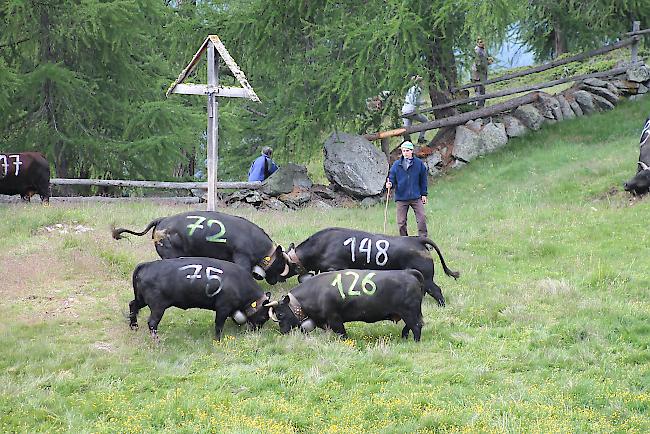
[206,41,219,211]
[631,21,640,63]
[167,35,260,211]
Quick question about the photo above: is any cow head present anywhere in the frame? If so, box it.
[252,245,292,285]
[236,292,272,330]
[624,161,650,195]
[282,243,305,279]
[267,295,316,334]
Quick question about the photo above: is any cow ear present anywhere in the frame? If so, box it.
[265,291,271,300]
[282,295,290,304]
[276,245,284,254]
[288,243,295,250]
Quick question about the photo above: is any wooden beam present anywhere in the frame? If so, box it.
[421,65,633,113]
[206,41,219,211]
[451,38,635,93]
[363,92,540,141]
[171,84,250,98]
[50,178,262,190]
[625,27,650,36]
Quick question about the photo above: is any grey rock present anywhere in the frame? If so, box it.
[229,201,256,210]
[264,197,289,211]
[556,95,575,119]
[592,94,615,111]
[244,191,264,204]
[452,125,481,161]
[262,163,312,196]
[424,152,443,176]
[311,184,336,200]
[478,122,508,153]
[323,132,389,197]
[536,93,563,121]
[579,84,619,105]
[572,90,596,114]
[627,65,650,83]
[629,94,648,101]
[513,104,544,130]
[583,78,608,87]
[360,196,380,207]
[311,199,333,210]
[639,83,648,94]
[610,79,640,94]
[502,115,529,137]
[278,191,311,208]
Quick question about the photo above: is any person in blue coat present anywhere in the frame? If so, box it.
[248,146,278,182]
[385,141,429,237]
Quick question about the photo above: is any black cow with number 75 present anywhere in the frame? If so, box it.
[129,257,272,341]
[285,228,459,306]
[267,268,425,341]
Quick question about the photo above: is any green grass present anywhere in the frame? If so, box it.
[1,98,650,432]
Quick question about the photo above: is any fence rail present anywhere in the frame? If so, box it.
[50,178,261,190]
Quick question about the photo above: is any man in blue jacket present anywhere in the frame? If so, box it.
[248,146,278,182]
[386,141,429,237]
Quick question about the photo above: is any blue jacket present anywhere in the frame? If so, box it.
[388,156,428,201]
[248,155,278,182]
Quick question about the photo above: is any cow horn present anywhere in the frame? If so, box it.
[268,307,279,322]
[639,161,650,171]
[265,300,279,307]
[252,265,266,280]
[280,263,290,277]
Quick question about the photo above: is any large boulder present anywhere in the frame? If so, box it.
[579,84,619,105]
[452,125,481,162]
[323,132,388,197]
[424,151,443,176]
[513,104,545,130]
[262,163,312,196]
[536,93,563,121]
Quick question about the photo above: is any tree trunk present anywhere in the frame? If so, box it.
[552,18,567,58]
[425,34,459,142]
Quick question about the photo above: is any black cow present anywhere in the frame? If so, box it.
[0,152,50,203]
[286,228,459,306]
[112,211,291,285]
[624,116,650,195]
[129,257,273,341]
[267,269,425,341]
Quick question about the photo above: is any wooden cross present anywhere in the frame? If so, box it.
[167,35,260,211]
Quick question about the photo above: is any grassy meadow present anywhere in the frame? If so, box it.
[1,97,650,433]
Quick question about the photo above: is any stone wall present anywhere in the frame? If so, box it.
[423,64,650,174]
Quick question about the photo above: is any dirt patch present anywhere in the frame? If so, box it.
[592,185,646,206]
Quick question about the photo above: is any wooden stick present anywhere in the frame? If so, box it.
[364,92,539,141]
[383,184,391,233]
[50,178,262,190]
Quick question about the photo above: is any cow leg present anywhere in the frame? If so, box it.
[401,324,410,340]
[128,298,146,330]
[147,307,166,342]
[401,313,423,342]
[213,309,229,341]
[425,280,445,307]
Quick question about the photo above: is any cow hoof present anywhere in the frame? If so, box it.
[130,323,139,330]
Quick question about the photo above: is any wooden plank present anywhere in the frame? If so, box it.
[50,178,262,190]
[363,92,540,141]
[422,66,633,112]
[625,27,650,36]
[451,38,635,93]
[208,35,260,102]
[206,41,219,211]
[171,84,249,98]
[166,36,211,97]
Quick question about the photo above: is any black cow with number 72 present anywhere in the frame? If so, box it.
[266,268,425,341]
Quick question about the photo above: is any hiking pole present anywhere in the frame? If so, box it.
[383,183,391,233]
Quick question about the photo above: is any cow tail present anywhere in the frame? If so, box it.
[111,218,163,240]
[422,238,460,279]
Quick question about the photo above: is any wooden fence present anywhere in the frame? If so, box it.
[364,21,648,141]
